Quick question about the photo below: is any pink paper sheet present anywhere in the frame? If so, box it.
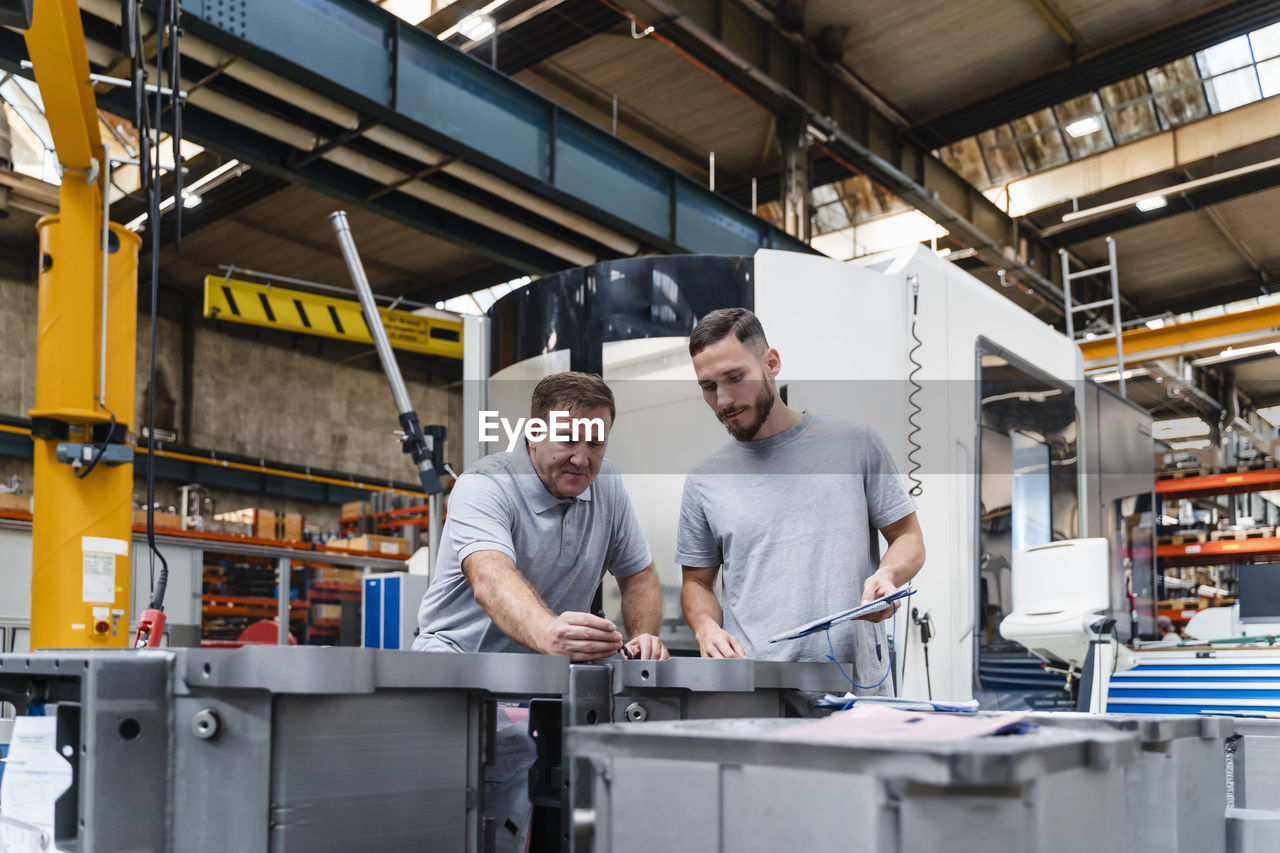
[771,705,1030,744]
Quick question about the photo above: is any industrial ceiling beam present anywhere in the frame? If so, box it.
[910,0,1280,149]
[1079,301,1280,368]
[616,0,1065,310]
[159,0,809,260]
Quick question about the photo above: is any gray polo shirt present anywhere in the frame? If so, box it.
[413,439,652,654]
[675,414,915,692]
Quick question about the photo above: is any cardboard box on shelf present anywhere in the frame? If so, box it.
[0,493,31,512]
[206,519,254,537]
[312,566,364,585]
[311,603,342,621]
[132,509,183,529]
[341,500,369,518]
[214,508,306,542]
[329,534,410,555]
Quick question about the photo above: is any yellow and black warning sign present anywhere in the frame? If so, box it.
[203,276,463,360]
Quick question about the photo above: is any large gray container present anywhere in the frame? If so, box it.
[1029,712,1231,853]
[0,648,567,853]
[569,716,1139,853]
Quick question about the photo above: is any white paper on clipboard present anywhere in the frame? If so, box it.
[0,716,73,852]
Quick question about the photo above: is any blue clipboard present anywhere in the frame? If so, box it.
[768,586,918,643]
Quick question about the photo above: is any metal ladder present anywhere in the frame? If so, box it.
[1060,236,1126,397]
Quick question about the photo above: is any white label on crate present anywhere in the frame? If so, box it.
[82,552,116,603]
[380,543,400,554]
[81,536,129,556]
[1185,545,1202,553]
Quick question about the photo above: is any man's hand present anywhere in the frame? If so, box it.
[544,611,624,660]
[625,633,670,660]
[696,625,745,658]
[859,570,900,623]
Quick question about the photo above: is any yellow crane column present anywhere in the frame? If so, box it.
[24,0,141,648]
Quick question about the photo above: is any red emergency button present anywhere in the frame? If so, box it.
[94,620,110,634]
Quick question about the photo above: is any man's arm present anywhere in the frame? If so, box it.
[860,512,926,623]
[463,550,623,659]
[616,564,668,660]
[681,566,745,658]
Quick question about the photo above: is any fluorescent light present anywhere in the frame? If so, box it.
[123,159,245,231]
[1064,116,1102,138]
[437,0,511,39]
[806,124,831,143]
[1136,195,1167,212]
[1088,368,1143,384]
[1217,341,1280,359]
[457,13,495,40]
[1144,318,1165,330]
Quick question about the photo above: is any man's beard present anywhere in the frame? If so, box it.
[718,381,776,441]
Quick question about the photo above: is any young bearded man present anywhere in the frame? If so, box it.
[415,371,668,661]
[676,308,923,692]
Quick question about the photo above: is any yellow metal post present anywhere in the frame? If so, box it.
[25,0,140,648]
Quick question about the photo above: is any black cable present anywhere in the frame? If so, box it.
[72,408,116,480]
[900,604,912,692]
[169,0,183,248]
[145,0,170,612]
[905,276,924,497]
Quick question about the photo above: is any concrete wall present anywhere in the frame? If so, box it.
[0,274,461,531]
[0,276,37,418]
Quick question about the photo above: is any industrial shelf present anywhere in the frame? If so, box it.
[1155,466,1280,499]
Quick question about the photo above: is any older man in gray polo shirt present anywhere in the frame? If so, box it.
[415,371,668,660]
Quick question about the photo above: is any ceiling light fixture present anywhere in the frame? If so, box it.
[456,12,495,40]
[1135,195,1167,212]
[1188,338,1280,367]
[1064,116,1102,138]
[437,0,511,39]
[124,159,246,230]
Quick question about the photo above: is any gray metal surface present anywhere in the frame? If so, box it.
[555,658,851,852]
[571,717,1137,853]
[1227,808,1280,853]
[0,648,568,852]
[571,717,1136,785]
[1031,712,1230,853]
[1226,718,1280,812]
[607,657,847,693]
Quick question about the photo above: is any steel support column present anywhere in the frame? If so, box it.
[779,113,810,241]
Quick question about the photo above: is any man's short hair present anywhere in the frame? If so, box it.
[688,307,769,357]
[530,371,616,423]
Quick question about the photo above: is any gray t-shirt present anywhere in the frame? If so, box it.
[675,413,915,692]
[414,439,652,654]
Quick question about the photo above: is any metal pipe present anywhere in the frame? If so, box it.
[18,59,186,97]
[330,211,416,417]
[277,557,290,645]
[216,265,442,311]
[428,493,442,572]
[98,154,111,407]
[1107,236,1125,398]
